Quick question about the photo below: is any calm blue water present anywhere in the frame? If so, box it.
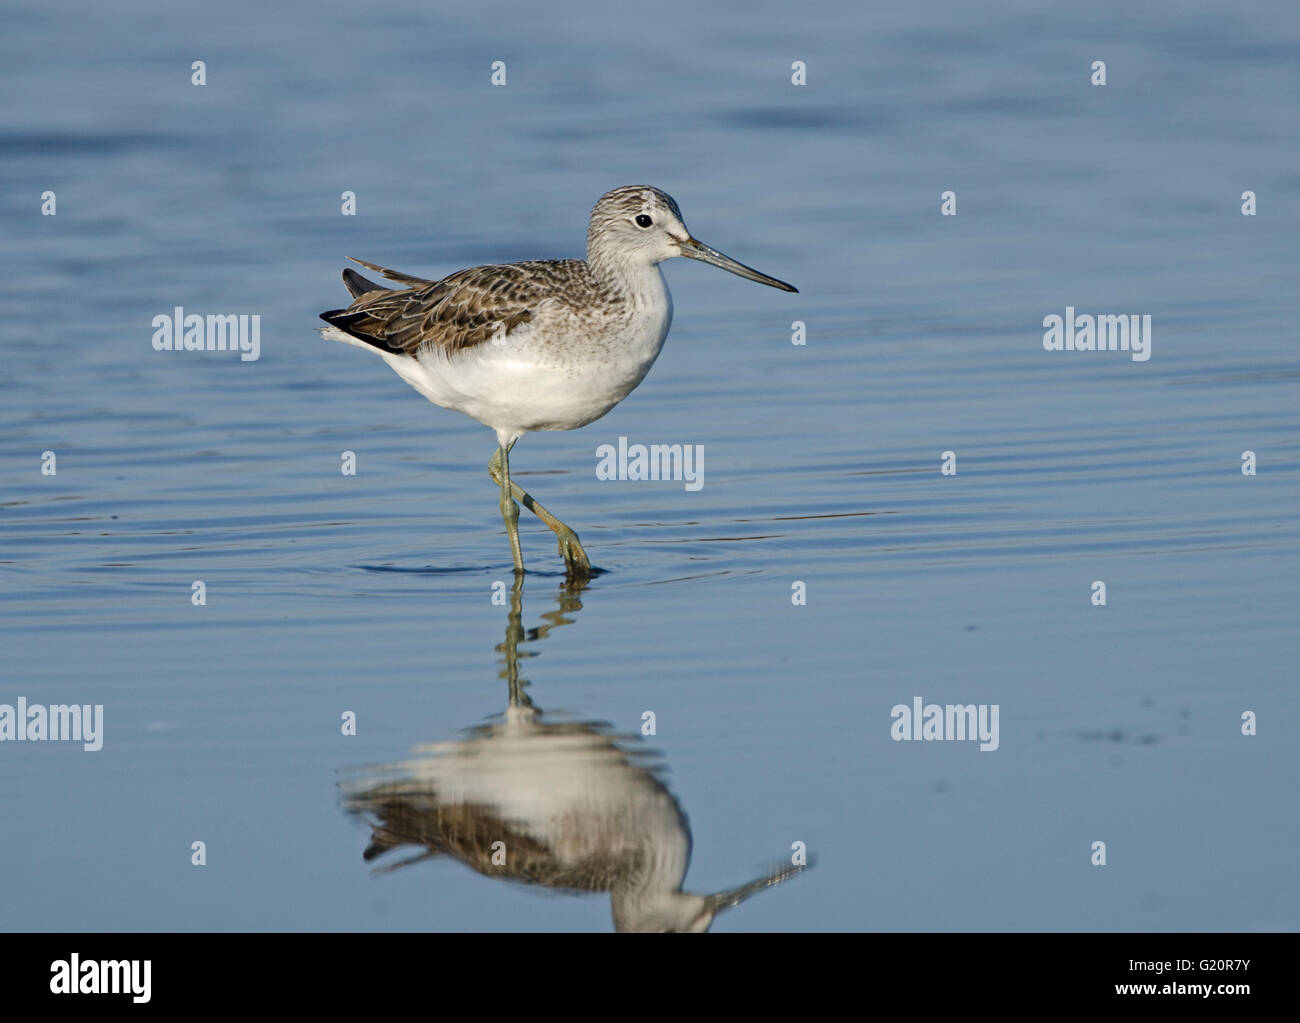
[1,0,1297,931]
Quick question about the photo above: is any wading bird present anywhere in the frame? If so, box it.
[321,186,797,576]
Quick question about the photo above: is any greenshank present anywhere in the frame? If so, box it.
[341,580,807,931]
[320,185,797,577]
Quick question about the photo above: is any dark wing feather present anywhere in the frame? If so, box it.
[342,267,388,299]
[347,257,434,289]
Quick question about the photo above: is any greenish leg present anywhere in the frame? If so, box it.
[489,448,592,577]
[500,575,532,708]
[496,443,524,575]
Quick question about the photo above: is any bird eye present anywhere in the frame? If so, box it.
[635,214,653,228]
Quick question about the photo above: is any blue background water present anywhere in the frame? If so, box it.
[1,0,1297,930]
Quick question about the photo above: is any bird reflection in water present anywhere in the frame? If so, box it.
[341,579,807,932]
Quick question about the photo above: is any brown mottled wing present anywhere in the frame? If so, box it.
[321,258,589,357]
[355,796,626,892]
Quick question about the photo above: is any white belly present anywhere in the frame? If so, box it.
[386,274,673,439]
